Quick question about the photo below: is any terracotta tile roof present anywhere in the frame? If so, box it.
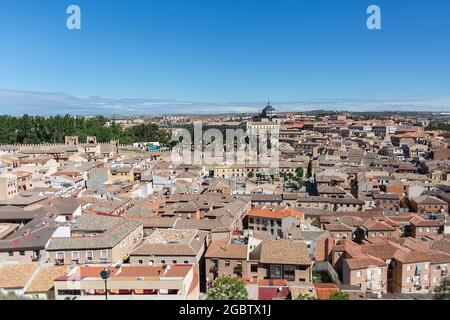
[362,243,400,260]
[429,252,450,264]
[317,186,346,194]
[56,265,193,282]
[345,257,385,270]
[431,239,450,255]
[412,195,447,205]
[409,215,442,227]
[258,279,288,286]
[0,263,38,289]
[363,219,396,231]
[26,266,70,293]
[323,223,353,232]
[247,207,303,220]
[393,249,431,264]
[259,239,311,265]
[314,283,339,300]
[131,229,207,257]
[339,216,365,227]
[205,240,248,260]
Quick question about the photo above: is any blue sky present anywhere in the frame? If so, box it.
[0,0,450,114]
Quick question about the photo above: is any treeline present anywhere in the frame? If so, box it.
[0,115,171,145]
[425,122,450,132]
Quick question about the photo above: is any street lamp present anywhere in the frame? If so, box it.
[100,267,110,301]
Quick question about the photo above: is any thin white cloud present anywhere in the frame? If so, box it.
[0,88,449,116]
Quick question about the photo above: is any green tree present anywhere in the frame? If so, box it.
[295,167,304,178]
[425,122,450,132]
[434,277,450,300]
[0,115,170,146]
[317,147,325,155]
[206,276,248,300]
[329,292,349,300]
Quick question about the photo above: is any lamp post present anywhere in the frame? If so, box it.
[100,267,110,301]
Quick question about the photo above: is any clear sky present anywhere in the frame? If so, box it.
[0,0,450,105]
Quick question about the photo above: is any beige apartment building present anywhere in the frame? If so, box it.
[214,162,299,180]
[205,238,312,287]
[129,229,209,266]
[54,264,199,300]
[343,259,388,293]
[46,215,143,265]
[336,239,450,295]
[0,173,18,200]
[392,253,432,293]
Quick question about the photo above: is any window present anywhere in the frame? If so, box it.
[184,260,189,264]
[86,251,93,261]
[356,271,361,277]
[138,260,143,264]
[100,250,108,260]
[272,265,283,278]
[149,260,154,265]
[57,252,65,260]
[249,218,254,224]
[251,264,258,273]
[172,260,177,264]
[8,252,13,257]
[72,251,80,260]
[416,264,422,273]
[378,268,382,275]
[161,260,166,264]
[284,265,295,280]
[356,283,362,288]
[20,251,25,256]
